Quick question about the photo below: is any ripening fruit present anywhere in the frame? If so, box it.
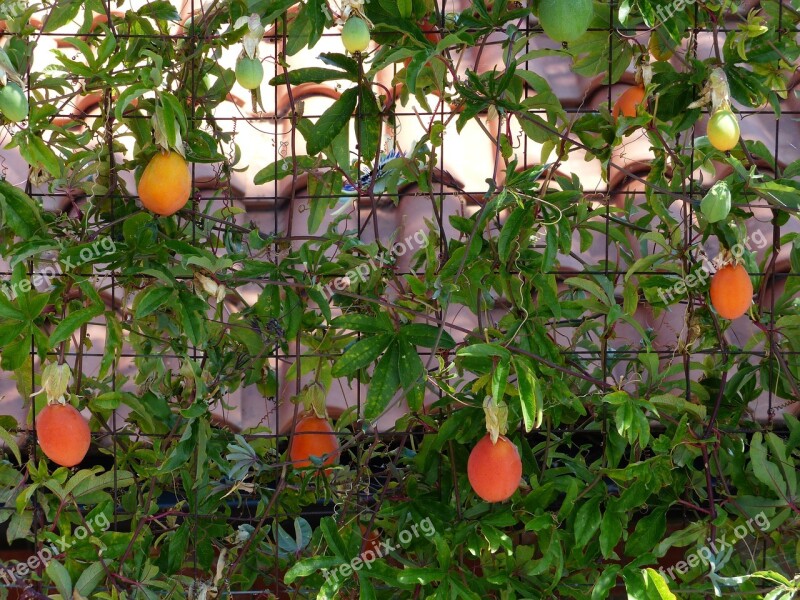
[37,403,91,467]
[467,434,522,503]
[710,263,753,320]
[359,524,381,558]
[707,109,740,152]
[342,17,370,54]
[289,415,339,468]
[0,82,28,123]
[612,85,646,121]
[235,56,264,90]
[648,34,674,61]
[138,151,192,216]
[538,0,594,43]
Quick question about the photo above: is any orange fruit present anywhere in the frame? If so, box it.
[359,524,381,558]
[467,434,522,503]
[420,21,441,45]
[37,403,91,467]
[612,86,646,121]
[288,415,339,468]
[138,151,192,216]
[710,263,753,320]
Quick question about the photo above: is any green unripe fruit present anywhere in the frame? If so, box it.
[700,181,732,223]
[342,17,370,54]
[538,0,594,43]
[0,83,28,123]
[235,57,264,90]
[707,109,740,152]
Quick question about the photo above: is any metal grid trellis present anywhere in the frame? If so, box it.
[0,0,797,598]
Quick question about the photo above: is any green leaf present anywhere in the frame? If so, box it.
[307,286,332,323]
[160,423,196,474]
[49,304,104,346]
[592,564,621,600]
[498,207,527,263]
[599,508,623,559]
[28,135,62,177]
[332,334,394,377]
[359,574,377,600]
[180,303,207,346]
[1,337,29,371]
[99,312,123,378]
[565,276,613,304]
[137,0,180,21]
[305,87,359,156]
[136,286,174,318]
[268,67,355,86]
[574,496,602,547]
[491,355,509,402]
[67,468,135,502]
[356,86,382,162]
[42,0,81,31]
[0,424,22,464]
[626,508,667,556]
[75,561,105,597]
[285,2,312,56]
[0,180,45,239]
[254,155,317,184]
[284,556,344,584]
[319,517,349,559]
[456,343,511,361]
[281,286,303,339]
[114,83,150,120]
[331,314,393,334]
[45,559,72,599]
[397,338,424,388]
[318,53,360,78]
[750,433,788,498]
[642,568,677,599]
[0,320,26,346]
[364,341,401,420]
[513,356,542,431]
[397,568,446,585]
[765,433,796,498]
[167,522,191,573]
[399,323,456,349]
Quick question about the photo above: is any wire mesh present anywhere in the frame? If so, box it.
[0,0,797,598]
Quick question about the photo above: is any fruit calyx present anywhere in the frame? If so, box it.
[483,396,509,444]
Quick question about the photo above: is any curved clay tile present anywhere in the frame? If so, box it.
[51,93,103,128]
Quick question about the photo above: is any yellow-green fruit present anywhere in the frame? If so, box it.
[0,83,28,123]
[235,57,264,90]
[648,34,674,61]
[342,17,370,53]
[707,109,740,152]
[538,0,593,43]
